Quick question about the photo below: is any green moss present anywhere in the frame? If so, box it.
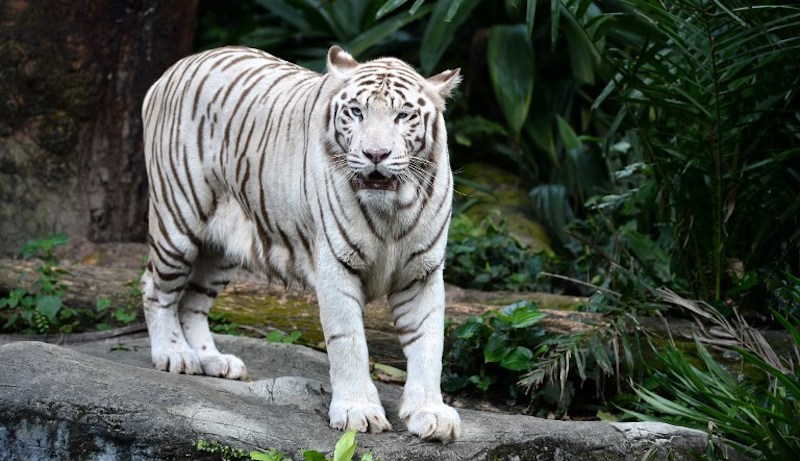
[457,162,552,253]
[214,291,325,345]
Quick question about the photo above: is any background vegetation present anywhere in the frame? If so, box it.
[197,0,800,456]
[2,1,796,459]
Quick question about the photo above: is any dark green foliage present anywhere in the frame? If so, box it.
[628,314,800,461]
[208,310,242,335]
[593,1,800,303]
[195,0,433,71]
[0,234,140,334]
[443,301,548,396]
[445,214,551,292]
[0,234,76,334]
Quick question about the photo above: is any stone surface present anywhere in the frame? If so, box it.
[0,335,741,461]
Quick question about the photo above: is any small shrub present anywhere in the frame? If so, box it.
[0,233,77,334]
[442,301,548,397]
[0,233,142,334]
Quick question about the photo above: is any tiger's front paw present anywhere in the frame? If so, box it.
[198,352,247,380]
[329,399,393,434]
[400,402,461,443]
[152,345,203,375]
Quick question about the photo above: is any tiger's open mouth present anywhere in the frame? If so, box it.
[354,172,399,191]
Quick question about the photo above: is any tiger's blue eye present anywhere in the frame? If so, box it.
[396,112,409,121]
[351,107,363,119]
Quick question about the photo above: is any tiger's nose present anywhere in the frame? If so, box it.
[363,148,390,164]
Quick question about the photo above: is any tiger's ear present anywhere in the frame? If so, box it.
[427,68,462,99]
[327,46,359,79]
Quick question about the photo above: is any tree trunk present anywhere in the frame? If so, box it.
[0,0,198,254]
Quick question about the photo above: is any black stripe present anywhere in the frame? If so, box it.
[396,310,433,336]
[316,193,360,276]
[404,214,449,266]
[154,265,188,283]
[187,282,218,299]
[183,146,208,222]
[324,174,366,261]
[400,332,424,348]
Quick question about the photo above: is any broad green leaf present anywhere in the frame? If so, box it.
[96,297,111,311]
[444,0,465,22]
[348,5,432,57]
[529,184,575,247]
[561,10,597,85]
[303,0,348,39]
[550,0,561,51]
[488,24,535,138]
[255,0,311,32]
[455,320,481,339]
[252,449,290,461]
[36,295,63,322]
[484,331,512,363]
[596,410,618,421]
[302,450,327,461]
[468,374,492,391]
[526,0,538,37]
[375,0,409,19]
[510,307,546,329]
[555,115,581,152]
[420,0,480,74]
[409,0,427,14]
[500,346,533,371]
[333,430,357,461]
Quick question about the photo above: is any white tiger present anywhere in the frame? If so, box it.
[140,45,462,442]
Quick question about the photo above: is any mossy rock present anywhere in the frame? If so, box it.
[457,162,552,253]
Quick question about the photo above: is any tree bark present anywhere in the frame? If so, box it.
[0,0,197,254]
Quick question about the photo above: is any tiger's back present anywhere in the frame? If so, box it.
[141,45,463,442]
[143,47,327,285]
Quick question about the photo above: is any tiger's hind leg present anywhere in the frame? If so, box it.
[141,233,202,375]
[177,248,246,379]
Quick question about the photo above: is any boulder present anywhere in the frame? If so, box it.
[0,336,743,461]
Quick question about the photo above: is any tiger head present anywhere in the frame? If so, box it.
[324,46,460,204]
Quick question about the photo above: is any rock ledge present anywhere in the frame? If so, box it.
[0,337,735,461]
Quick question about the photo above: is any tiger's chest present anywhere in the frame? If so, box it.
[213,168,445,301]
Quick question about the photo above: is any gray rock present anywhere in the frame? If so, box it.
[0,336,743,461]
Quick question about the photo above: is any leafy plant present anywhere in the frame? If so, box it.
[622,286,800,461]
[195,430,378,461]
[519,298,648,414]
[195,438,250,460]
[445,213,551,292]
[195,0,433,71]
[0,233,76,334]
[628,331,800,461]
[443,301,548,396]
[265,329,302,344]
[593,1,800,303]
[249,450,291,461]
[302,430,376,461]
[209,310,242,335]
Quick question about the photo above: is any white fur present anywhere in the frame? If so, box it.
[142,46,462,442]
